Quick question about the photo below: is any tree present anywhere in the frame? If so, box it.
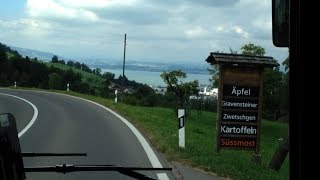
[59,59,65,64]
[81,63,91,72]
[74,61,81,69]
[0,44,7,63]
[160,70,199,109]
[241,43,265,56]
[48,73,62,89]
[239,43,287,120]
[134,85,156,106]
[282,55,289,72]
[102,72,115,82]
[208,65,219,88]
[20,72,30,86]
[67,60,74,67]
[94,68,102,76]
[263,67,283,119]
[51,55,59,63]
[0,73,8,86]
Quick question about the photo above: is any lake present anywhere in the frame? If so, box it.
[102,68,212,86]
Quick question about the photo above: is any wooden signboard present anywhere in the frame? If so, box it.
[216,66,263,153]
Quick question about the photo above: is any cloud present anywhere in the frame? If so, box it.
[215,26,225,32]
[55,0,137,9]
[186,0,239,7]
[144,0,239,7]
[0,18,52,35]
[95,5,170,25]
[26,0,99,22]
[1,0,288,64]
[252,18,272,31]
[213,25,249,39]
[185,26,209,39]
[231,26,249,38]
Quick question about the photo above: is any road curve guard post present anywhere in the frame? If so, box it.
[205,53,279,164]
[115,90,118,103]
[178,109,185,148]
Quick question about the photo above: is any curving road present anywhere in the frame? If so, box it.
[0,89,174,180]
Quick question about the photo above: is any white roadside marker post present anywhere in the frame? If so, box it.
[115,90,118,103]
[178,109,185,148]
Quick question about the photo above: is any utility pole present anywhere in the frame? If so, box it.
[122,34,127,91]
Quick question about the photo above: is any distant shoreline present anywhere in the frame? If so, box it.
[102,68,212,87]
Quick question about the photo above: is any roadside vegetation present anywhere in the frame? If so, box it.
[1,41,289,179]
[41,90,288,180]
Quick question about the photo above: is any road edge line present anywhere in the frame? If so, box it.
[47,92,170,180]
[0,92,38,138]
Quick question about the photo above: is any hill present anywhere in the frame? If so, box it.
[46,62,105,88]
[10,46,64,61]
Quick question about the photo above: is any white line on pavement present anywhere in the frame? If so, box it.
[0,93,38,138]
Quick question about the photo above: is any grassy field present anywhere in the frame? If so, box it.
[45,62,105,87]
[56,90,289,180]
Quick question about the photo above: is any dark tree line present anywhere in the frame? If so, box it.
[51,55,92,74]
[0,43,91,94]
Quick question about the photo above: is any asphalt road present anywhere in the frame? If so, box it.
[0,89,174,180]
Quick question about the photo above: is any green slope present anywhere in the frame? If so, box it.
[46,62,105,87]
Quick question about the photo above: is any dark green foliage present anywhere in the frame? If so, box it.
[81,63,91,73]
[51,55,59,63]
[0,42,95,94]
[59,59,65,64]
[98,80,111,98]
[241,43,265,56]
[48,73,63,89]
[102,72,115,81]
[122,85,157,106]
[161,70,199,109]
[74,61,81,69]
[67,60,74,67]
[242,44,288,120]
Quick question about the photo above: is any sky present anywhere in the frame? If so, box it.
[0,0,288,65]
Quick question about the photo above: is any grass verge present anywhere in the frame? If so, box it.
[5,88,289,180]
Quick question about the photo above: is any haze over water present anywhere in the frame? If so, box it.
[102,68,211,87]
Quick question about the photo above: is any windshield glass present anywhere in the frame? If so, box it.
[0,0,290,180]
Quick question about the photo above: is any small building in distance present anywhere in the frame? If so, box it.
[198,86,218,97]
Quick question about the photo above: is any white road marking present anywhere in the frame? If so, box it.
[1,90,170,179]
[0,93,38,138]
[50,93,170,180]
